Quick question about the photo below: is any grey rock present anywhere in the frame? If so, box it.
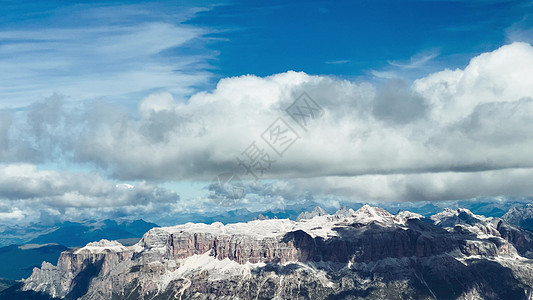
[296,206,328,221]
[14,206,533,300]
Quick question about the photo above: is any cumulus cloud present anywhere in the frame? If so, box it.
[0,113,11,158]
[0,207,24,221]
[0,164,179,207]
[414,42,533,123]
[281,168,533,203]
[0,163,179,225]
[1,42,533,212]
[61,43,532,182]
[372,79,428,124]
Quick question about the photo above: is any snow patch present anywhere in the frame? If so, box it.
[74,239,126,254]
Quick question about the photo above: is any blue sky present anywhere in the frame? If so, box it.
[191,0,529,79]
[1,0,533,224]
[2,0,531,108]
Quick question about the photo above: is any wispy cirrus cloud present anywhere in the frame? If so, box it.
[325,59,351,65]
[387,50,439,69]
[0,2,218,108]
[371,49,440,79]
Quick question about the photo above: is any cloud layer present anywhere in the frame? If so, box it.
[0,163,180,225]
[1,42,533,222]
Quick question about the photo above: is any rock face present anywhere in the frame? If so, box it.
[6,205,533,300]
[503,204,533,231]
[296,206,329,221]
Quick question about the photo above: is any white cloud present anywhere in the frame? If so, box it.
[0,164,179,208]
[283,168,533,202]
[325,60,351,65]
[1,42,533,209]
[387,50,439,69]
[414,42,533,123]
[63,42,533,182]
[0,207,25,221]
[372,49,440,80]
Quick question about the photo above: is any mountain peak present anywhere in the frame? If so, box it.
[296,206,329,221]
[73,239,126,254]
[353,204,394,223]
[334,206,355,217]
[353,204,393,221]
[17,205,533,300]
[502,204,533,228]
[431,207,487,227]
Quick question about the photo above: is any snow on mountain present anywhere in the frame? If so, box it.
[296,206,329,221]
[334,205,355,218]
[7,205,533,300]
[73,239,127,254]
[431,208,503,239]
[431,207,490,227]
[503,203,533,230]
[395,209,423,221]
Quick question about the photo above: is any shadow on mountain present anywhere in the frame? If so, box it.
[497,221,533,258]
[65,259,104,300]
[279,219,460,264]
[325,287,373,299]
[0,282,59,300]
[251,262,302,276]
[413,257,528,299]
[279,218,531,299]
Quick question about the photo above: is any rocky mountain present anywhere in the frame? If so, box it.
[296,206,329,221]
[0,219,158,284]
[4,205,533,299]
[503,204,533,231]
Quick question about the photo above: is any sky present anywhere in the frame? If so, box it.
[1,0,533,225]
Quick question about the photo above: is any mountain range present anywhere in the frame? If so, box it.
[502,204,533,231]
[3,204,533,299]
[0,219,158,281]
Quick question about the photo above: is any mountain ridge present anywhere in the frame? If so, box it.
[6,205,533,299]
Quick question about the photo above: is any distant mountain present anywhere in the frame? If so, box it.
[378,199,532,218]
[9,205,533,299]
[0,219,159,248]
[0,219,158,280]
[10,219,157,248]
[296,206,328,221]
[456,201,508,217]
[0,244,68,280]
[0,223,57,248]
[503,204,533,231]
[431,207,486,227]
[155,206,310,226]
[0,278,16,293]
[149,198,533,226]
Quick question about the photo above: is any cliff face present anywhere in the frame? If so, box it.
[503,204,533,231]
[12,206,533,300]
